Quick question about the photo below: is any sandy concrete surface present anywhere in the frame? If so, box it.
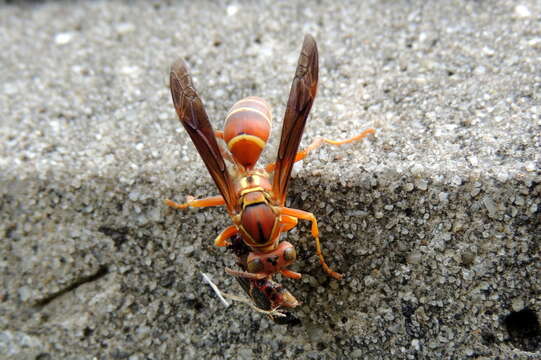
[1,0,540,359]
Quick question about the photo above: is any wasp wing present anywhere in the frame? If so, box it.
[170,59,236,213]
[272,35,319,206]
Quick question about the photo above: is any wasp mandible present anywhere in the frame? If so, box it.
[166,35,374,281]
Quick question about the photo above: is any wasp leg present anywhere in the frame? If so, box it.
[280,269,302,279]
[280,215,298,232]
[278,207,343,280]
[214,225,238,247]
[265,128,375,172]
[164,195,225,210]
[276,216,303,279]
[225,267,267,280]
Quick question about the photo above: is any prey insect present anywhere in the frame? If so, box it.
[226,234,301,325]
[166,35,374,283]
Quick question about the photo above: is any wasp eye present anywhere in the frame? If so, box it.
[283,247,297,262]
[248,258,264,273]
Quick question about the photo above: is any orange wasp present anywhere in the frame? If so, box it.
[166,35,374,282]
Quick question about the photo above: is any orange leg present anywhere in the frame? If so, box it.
[164,195,225,209]
[280,269,302,279]
[280,215,298,232]
[276,216,302,279]
[279,207,343,280]
[226,265,301,280]
[225,267,267,280]
[214,225,238,247]
[265,128,375,172]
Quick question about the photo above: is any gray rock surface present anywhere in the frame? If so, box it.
[1,0,540,359]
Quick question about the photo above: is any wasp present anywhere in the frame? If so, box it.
[166,35,374,283]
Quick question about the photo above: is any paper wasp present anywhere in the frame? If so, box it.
[166,35,374,284]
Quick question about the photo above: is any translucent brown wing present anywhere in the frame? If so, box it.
[170,59,236,213]
[272,35,319,206]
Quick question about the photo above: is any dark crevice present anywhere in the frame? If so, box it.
[504,308,541,352]
[33,265,109,308]
[98,226,129,249]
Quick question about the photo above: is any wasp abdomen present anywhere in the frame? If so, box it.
[224,96,272,169]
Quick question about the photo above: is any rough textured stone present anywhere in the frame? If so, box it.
[1,0,540,359]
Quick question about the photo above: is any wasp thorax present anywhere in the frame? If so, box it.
[223,96,272,169]
[240,202,275,245]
